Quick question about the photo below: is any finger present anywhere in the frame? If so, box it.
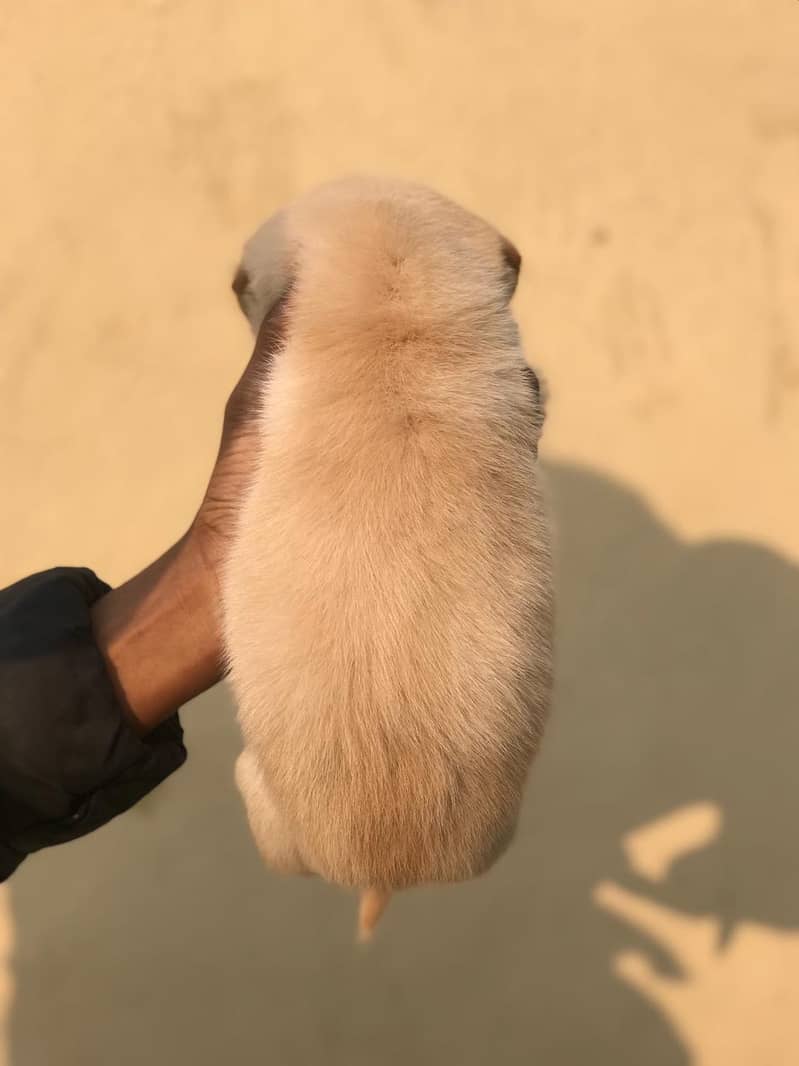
[226,290,293,427]
[593,879,719,973]
[253,288,292,367]
[612,949,682,1013]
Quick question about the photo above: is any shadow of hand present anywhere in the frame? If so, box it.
[595,812,799,1066]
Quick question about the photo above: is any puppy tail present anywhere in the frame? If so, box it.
[357,887,392,943]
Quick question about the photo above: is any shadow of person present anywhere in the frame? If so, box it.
[7,462,799,1066]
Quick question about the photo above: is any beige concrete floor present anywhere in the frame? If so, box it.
[1,1,798,1063]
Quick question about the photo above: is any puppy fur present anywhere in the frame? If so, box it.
[223,177,553,937]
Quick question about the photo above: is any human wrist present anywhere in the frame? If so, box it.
[90,532,224,734]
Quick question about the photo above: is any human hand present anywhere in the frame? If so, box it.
[91,293,291,733]
[191,292,291,581]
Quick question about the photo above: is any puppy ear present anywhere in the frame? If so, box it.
[500,236,521,275]
[231,265,250,296]
[523,363,548,455]
[500,236,522,297]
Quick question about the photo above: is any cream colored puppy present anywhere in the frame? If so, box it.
[223,177,553,938]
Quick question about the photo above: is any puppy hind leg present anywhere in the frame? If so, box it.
[235,750,309,876]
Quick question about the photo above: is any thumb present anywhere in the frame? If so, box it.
[224,290,292,433]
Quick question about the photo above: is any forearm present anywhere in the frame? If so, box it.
[90,531,224,734]
[1,566,188,878]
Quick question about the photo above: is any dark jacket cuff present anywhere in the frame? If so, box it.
[0,567,186,880]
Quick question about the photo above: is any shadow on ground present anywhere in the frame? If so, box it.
[9,462,799,1065]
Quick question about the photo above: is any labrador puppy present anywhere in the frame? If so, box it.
[223,176,553,938]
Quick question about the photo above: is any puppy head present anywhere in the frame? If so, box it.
[231,176,523,334]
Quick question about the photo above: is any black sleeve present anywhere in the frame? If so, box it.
[0,567,186,881]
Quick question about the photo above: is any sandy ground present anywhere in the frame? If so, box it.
[1,2,798,1063]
